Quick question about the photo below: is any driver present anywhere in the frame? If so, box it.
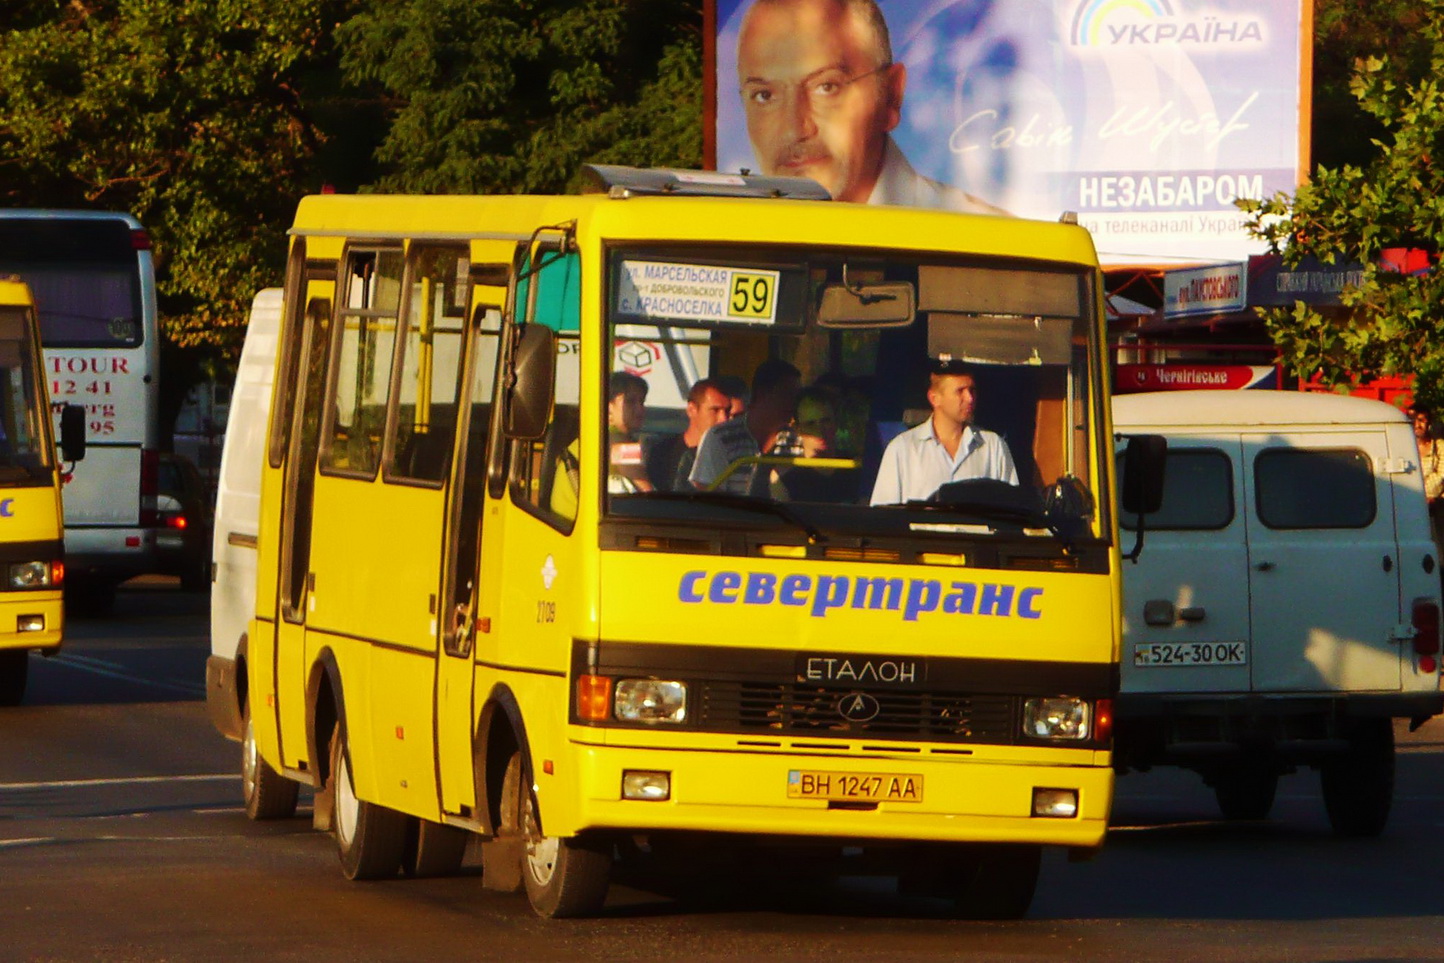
[870,360,1017,505]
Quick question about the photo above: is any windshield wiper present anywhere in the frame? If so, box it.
[623,490,827,545]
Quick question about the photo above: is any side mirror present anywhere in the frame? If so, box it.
[1121,434,1166,515]
[1120,433,1166,562]
[504,325,556,439]
[60,404,86,463]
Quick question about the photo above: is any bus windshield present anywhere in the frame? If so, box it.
[0,219,144,348]
[601,244,1106,547]
[0,307,53,485]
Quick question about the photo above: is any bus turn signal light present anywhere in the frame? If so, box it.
[576,674,613,721]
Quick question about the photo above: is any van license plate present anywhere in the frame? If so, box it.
[787,770,923,803]
[1133,642,1247,667]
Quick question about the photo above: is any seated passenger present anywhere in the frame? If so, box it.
[776,386,861,503]
[607,371,653,494]
[870,360,1017,505]
[646,377,732,491]
[689,359,801,495]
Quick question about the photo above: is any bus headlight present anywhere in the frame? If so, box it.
[9,561,57,590]
[1022,697,1091,740]
[613,680,688,724]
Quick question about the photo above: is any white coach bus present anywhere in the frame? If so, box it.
[0,211,161,613]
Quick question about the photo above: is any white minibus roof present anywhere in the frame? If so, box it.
[1113,389,1409,430]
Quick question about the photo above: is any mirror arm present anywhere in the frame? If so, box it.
[1124,510,1147,563]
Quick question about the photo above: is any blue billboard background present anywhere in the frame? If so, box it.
[714,0,1306,264]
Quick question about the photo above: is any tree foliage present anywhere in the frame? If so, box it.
[1243,0,1444,411]
[0,0,700,436]
[335,0,701,195]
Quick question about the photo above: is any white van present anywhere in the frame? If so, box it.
[1113,389,1443,835]
[204,289,284,810]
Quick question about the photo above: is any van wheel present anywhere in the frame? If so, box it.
[241,700,298,820]
[1212,761,1278,820]
[899,843,1040,919]
[402,818,470,878]
[505,751,611,918]
[330,723,406,880]
[0,649,28,706]
[1321,718,1394,837]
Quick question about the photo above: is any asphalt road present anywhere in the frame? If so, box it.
[3,581,1444,962]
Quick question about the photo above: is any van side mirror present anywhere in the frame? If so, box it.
[60,403,86,463]
[1120,433,1166,562]
[1121,434,1166,515]
[504,324,556,439]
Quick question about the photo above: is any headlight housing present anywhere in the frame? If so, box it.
[1022,696,1091,740]
[8,560,59,590]
[613,679,688,724]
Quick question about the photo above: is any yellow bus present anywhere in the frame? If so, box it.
[223,166,1156,918]
[0,277,83,706]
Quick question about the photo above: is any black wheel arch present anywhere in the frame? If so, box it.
[474,683,535,837]
[305,647,347,790]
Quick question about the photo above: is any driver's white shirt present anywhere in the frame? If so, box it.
[870,419,1018,505]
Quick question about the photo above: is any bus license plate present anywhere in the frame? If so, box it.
[787,770,923,803]
[1133,641,1247,667]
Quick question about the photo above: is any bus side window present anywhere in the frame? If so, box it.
[385,245,468,484]
[321,247,403,478]
[509,249,581,529]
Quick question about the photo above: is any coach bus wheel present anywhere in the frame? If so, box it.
[402,818,470,878]
[505,751,611,918]
[1321,717,1394,838]
[1211,759,1279,821]
[0,649,27,706]
[330,722,406,880]
[241,700,298,820]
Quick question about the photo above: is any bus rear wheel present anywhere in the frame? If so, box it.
[0,649,28,706]
[503,751,611,918]
[900,843,1041,920]
[241,700,298,820]
[330,722,406,880]
[402,818,470,878]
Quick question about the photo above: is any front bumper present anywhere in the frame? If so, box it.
[0,593,62,652]
[556,740,1112,849]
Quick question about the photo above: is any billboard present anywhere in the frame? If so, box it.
[709,0,1310,265]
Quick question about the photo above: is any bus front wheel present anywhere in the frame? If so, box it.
[504,750,611,918]
[330,722,406,880]
[0,649,27,706]
[241,699,298,820]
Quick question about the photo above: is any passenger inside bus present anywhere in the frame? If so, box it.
[689,359,801,495]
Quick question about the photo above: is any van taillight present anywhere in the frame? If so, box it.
[131,229,151,251]
[1412,598,1440,655]
[139,448,159,527]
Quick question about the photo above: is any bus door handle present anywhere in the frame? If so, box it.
[1178,606,1206,622]
[1254,561,1274,572]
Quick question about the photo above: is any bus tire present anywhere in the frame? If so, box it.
[330,722,406,880]
[1212,759,1278,821]
[1321,717,1394,838]
[506,751,611,918]
[902,843,1039,920]
[241,700,298,821]
[402,818,470,878]
[0,649,27,706]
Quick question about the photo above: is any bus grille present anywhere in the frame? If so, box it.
[695,681,1017,744]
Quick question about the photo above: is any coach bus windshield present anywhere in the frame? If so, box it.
[0,219,145,348]
[597,244,1108,551]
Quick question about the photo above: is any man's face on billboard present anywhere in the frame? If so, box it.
[737,0,904,203]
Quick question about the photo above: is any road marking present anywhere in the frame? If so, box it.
[0,837,58,848]
[0,774,236,791]
[46,652,206,697]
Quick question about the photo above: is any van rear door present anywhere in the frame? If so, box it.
[1121,438,1253,693]
[1241,430,1402,693]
